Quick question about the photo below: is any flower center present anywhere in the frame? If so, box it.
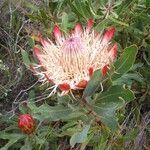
[62,37,83,53]
[61,37,85,82]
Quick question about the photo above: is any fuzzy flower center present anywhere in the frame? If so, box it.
[62,37,83,53]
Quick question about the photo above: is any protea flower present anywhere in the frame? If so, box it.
[18,114,36,134]
[32,19,117,94]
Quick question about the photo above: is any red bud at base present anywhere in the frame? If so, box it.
[18,114,36,134]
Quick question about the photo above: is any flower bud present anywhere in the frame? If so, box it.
[18,114,36,134]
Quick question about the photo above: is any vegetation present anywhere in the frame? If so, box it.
[0,0,149,149]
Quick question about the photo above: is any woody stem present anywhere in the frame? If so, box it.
[80,98,102,124]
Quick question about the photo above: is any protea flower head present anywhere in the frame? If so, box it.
[18,114,36,134]
[32,19,117,94]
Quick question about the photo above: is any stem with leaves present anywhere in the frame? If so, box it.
[80,97,102,125]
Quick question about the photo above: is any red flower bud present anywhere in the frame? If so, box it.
[18,114,36,134]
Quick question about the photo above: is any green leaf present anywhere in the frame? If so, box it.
[24,1,39,12]
[0,133,24,150]
[35,104,73,121]
[98,0,108,6]
[27,14,40,21]
[61,13,69,32]
[70,125,90,147]
[97,136,107,150]
[83,70,101,98]
[95,21,106,32]
[129,63,143,71]
[28,37,35,47]
[39,104,71,120]
[93,85,135,131]
[39,10,48,20]
[67,0,84,18]
[96,85,135,103]
[108,16,129,27]
[21,50,31,65]
[112,45,138,80]
[85,1,99,18]
[57,94,72,104]
[21,137,33,150]
[74,0,90,18]
[112,73,144,85]
[28,103,83,121]
[93,104,119,132]
[61,121,78,132]
[29,90,36,102]
[121,128,139,142]
[146,0,150,8]
[116,0,136,15]
[27,102,39,113]
[57,96,85,120]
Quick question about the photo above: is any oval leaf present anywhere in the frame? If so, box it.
[21,50,31,65]
[70,125,90,147]
[112,45,138,80]
[83,70,101,98]
[96,85,135,103]
[93,85,135,131]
